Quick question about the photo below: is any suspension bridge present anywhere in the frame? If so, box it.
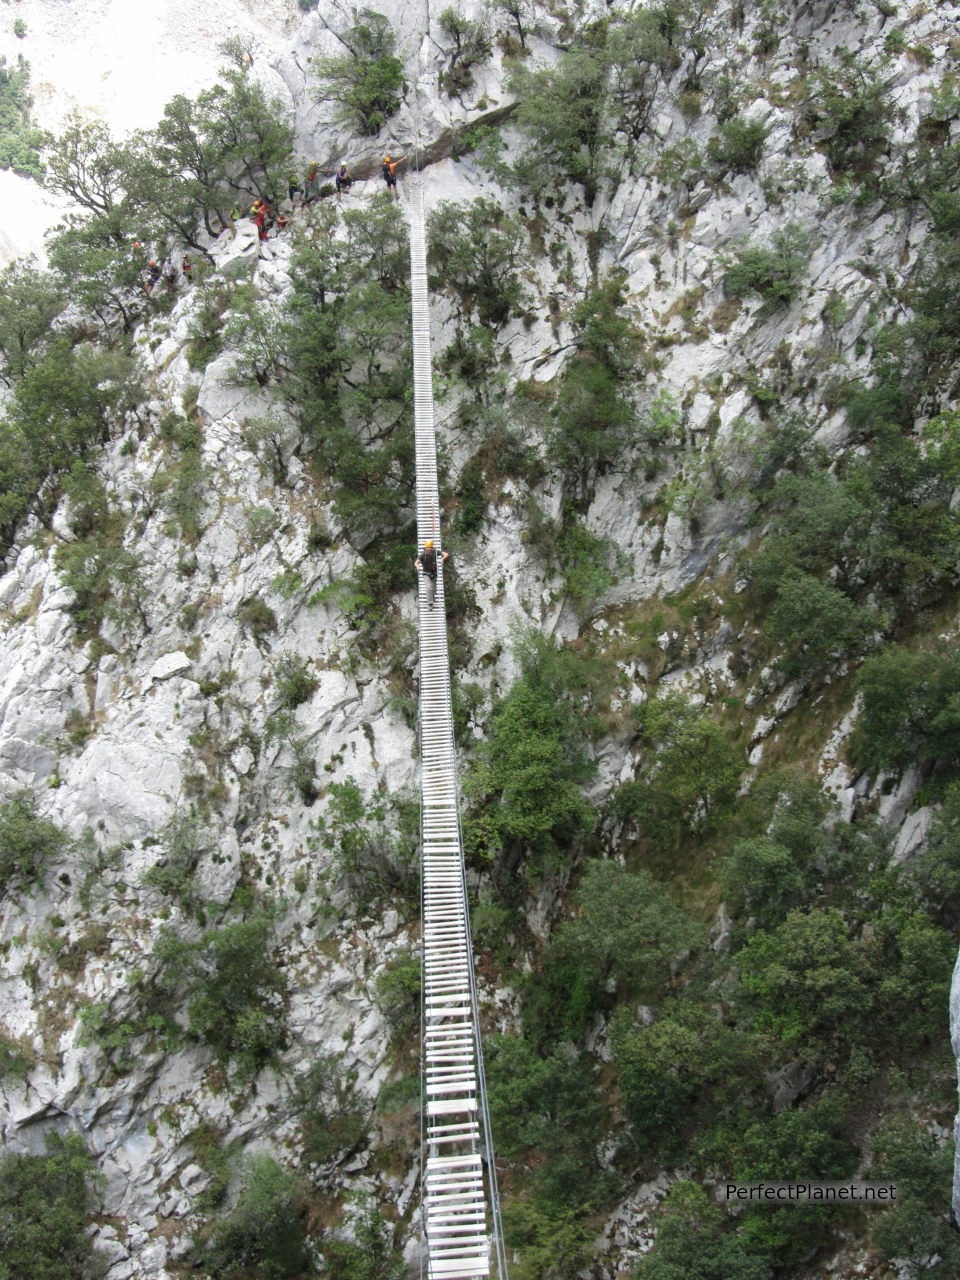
[406,177,508,1280]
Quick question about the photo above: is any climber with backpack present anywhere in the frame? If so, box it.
[414,539,449,610]
[382,154,408,198]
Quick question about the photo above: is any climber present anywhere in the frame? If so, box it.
[181,254,193,284]
[335,162,353,200]
[382,154,407,199]
[144,259,162,295]
[161,258,177,289]
[251,199,270,241]
[287,168,302,202]
[304,161,320,203]
[414,539,449,610]
[274,211,290,234]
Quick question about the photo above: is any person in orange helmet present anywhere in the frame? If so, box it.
[414,538,449,609]
[382,153,407,199]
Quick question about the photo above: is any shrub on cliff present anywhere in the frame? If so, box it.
[0,1133,101,1280]
[312,10,404,135]
[0,793,68,894]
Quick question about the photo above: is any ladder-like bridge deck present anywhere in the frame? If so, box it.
[407,181,506,1280]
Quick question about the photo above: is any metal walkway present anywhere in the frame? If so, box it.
[407,180,507,1280]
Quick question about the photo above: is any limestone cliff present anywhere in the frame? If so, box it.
[0,1,959,1277]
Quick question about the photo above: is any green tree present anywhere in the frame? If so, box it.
[524,861,701,1041]
[853,644,960,778]
[437,8,491,95]
[907,781,960,923]
[613,1001,767,1153]
[153,915,288,1078]
[0,258,64,384]
[292,1054,368,1166]
[322,1195,404,1280]
[47,219,147,332]
[0,55,43,177]
[804,61,894,174]
[313,10,405,135]
[738,908,867,1051]
[373,949,421,1044]
[869,1118,960,1276]
[0,1133,101,1280]
[485,1035,610,1209]
[282,198,413,542]
[0,793,68,894]
[314,780,418,909]
[463,633,597,892]
[196,1155,311,1280]
[764,572,880,680]
[707,116,767,172]
[615,692,740,852]
[548,277,640,495]
[509,41,611,206]
[428,198,527,328]
[722,224,811,305]
[633,1181,772,1280]
[43,113,130,216]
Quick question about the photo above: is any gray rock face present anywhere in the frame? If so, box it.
[1,0,959,1274]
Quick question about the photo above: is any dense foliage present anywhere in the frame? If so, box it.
[312,10,405,135]
[0,1134,100,1280]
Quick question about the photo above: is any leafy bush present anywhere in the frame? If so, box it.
[314,780,418,909]
[437,8,491,95]
[0,258,63,384]
[805,62,894,174]
[523,861,700,1043]
[273,654,317,709]
[548,276,640,493]
[723,224,811,305]
[708,117,767,172]
[153,914,288,1077]
[0,342,142,554]
[906,781,960,923]
[0,1133,101,1280]
[312,10,404,135]
[428,198,527,328]
[143,809,208,909]
[282,198,414,543]
[0,55,43,178]
[612,691,740,852]
[509,40,610,205]
[54,484,144,638]
[292,1054,368,1166]
[633,1180,773,1280]
[557,520,620,614]
[764,571,880,679]
[463,631,598,893]
[373,949,421,1044]
[869,1118,960,1275]
[195,1155,311,1280]
[0,1028,33,1079]
[321,1195,404,1280]
[486,1034,611,1209]
[0,793,68,894]
[237,596,277,641]
[853,644,960,779]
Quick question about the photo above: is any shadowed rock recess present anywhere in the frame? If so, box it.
[2,0,960,1276]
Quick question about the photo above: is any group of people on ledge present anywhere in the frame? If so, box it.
[138,153,412,293]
